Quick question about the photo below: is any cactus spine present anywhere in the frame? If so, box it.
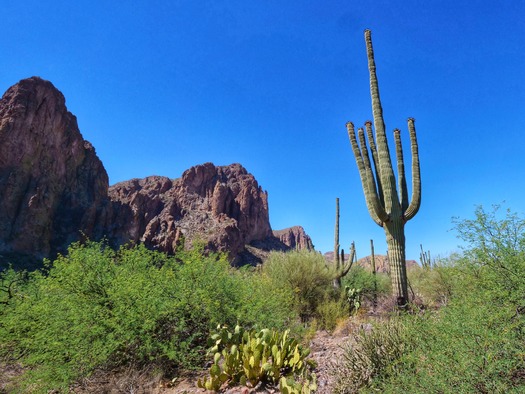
[347,30,421,307]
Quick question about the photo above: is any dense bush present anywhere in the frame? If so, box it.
[0,241,297,392]
[341,265,390,304]
[331,205,525,393]
[262,250,346,328]
[407,260,457,307]
[263,250,335,321]
[331,319,408,393]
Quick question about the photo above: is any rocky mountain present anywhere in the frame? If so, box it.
[104,163,275,263]
[0,77,110,268]
[0,77,313,268]
[273,226,314,251]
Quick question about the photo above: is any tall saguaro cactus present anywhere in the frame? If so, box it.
[347,30,421,306]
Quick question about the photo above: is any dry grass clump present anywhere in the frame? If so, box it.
[329,319,406,394]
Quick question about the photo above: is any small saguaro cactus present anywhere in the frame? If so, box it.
[333,242,356,288]
[334,198,340,264]
[347,30,421,307]
[332,198,356,288]
[420,244,431,269]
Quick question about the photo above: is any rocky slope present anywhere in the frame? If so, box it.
[0,77,109,267]
[105,163,275,263]
[0,77,313,268]
[273,226,314,251]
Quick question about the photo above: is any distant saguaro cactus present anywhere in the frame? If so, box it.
[333,198,356,288]
[334,198,340,264]
[347,30,421,307]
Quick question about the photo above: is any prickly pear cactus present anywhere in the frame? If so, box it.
[197,324,316,392]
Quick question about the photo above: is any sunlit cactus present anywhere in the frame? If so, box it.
[334,198,340,270]
[347,29,421,307]
[333,197,356,288]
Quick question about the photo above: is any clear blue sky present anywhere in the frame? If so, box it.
[2,1,524,260]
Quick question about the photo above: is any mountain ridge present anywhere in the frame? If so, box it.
[0,77,313,268]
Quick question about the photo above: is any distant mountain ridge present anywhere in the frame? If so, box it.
[324,251,418,273]
[0,77,313,268]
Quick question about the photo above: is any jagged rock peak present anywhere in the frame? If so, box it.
[273,226,314,251]
[0,77,109,267]
[106,162,273,263]
[0,77,315,268]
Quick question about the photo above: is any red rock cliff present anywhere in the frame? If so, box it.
[0,77,109,264]
[106,163,273,262]
[0,77,314,267]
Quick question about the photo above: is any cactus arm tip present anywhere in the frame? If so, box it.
[394,128,409,213]
[404,118,421,221]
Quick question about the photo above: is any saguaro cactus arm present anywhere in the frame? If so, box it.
[364,120,384,206]
[364,29,399,215]
[347,122,388,226]
[404,118,421,221]
[394,129,409,212]
[334,242,356,282]
[340,242,356,278]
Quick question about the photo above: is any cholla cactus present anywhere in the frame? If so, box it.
[347,30,421,307]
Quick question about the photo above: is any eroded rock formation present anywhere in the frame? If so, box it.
[106,163,274,262]
[0,77,315,268]
[273,226,314,251]
[0,77,109,267]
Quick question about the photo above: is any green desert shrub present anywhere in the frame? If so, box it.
[331,319,408,393]
[452,204,525,308]
[341,266,390,299]
[407,259,458,307]
[331,205,525,393]
[0,241,297,392]
[234,266,297,333]
[262,250,336,322]
[315,297,348,332]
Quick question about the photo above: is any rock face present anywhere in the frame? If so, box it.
[273,226,314,251]
[0,77,315,268]
[0,77,109,266]
[105,163,274,263]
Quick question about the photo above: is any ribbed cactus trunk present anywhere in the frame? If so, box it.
[346,30,421,307]
[384,216,408,305]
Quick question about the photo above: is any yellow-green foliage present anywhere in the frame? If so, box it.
[407,262,456,307]
[263,250,335,321]
[0,241,298,392]
[198,324,316,392]
[331,206,525,393]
